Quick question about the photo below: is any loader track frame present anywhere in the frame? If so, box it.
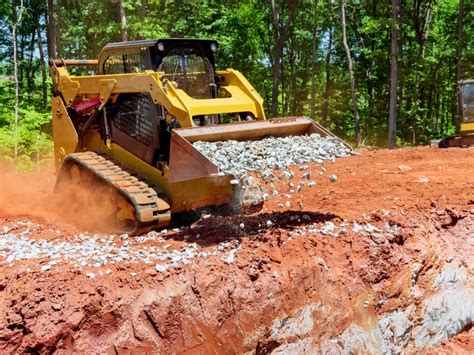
[56,152,171,235]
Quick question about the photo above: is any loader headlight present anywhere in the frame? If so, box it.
[157,42,165,51]
[210,42,217,52]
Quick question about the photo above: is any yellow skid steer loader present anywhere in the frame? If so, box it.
[50,38,348,235]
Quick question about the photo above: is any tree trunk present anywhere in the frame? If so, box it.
[420,5,433,58]
[27,29,36,96]
[412,0,433,56]
[46,0,56,58]
[281,47,287,115]
[136,0,148,40]
[367,0,376,126]
[388,0,399,149]
[340,0,361,147]
[119,0,128,42]
[12,0,25,160]
[434,88,439,134]
[271,0,282,117]
[322,29,332,125]
[142,0,147,17]
[56,0,62,57]
[270,0,298,117]
[455,0,464,131]
[19,32,24,85]
[288,33,297,115]
[398,0,404,139]
[411,0,434,142]
[310,0,319,120]
[37,25,48,110]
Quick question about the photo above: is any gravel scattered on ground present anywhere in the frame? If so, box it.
[0,214,403,274]
[0,221,233,272]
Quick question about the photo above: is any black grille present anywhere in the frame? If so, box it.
[110,93,154,146]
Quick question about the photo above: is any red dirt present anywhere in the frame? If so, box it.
[0,146,473,353]
[0,164,55,220]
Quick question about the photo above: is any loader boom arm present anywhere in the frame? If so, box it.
[50,63,266,130]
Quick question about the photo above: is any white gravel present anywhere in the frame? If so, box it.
[0,212,400,276]
[0,221,240,272]
[193,134,352,180]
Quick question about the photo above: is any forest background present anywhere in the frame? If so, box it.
[0,0,472,170]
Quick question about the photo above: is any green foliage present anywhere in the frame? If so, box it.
[0,0,473,163]
[0,104,53,171]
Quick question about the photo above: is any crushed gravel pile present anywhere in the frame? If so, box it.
[193,134,352,180]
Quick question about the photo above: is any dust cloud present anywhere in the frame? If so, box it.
[0,161,123,233]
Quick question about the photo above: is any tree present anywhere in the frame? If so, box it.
[36,25,47,109]
[54,0,62,57]
[270,0,298,117]
[321,27,332,125]
[12,0,26,160]
[388,0,400,148]
[46,0,56,58]
[455,0,464,130]
[119,0,128,42]
[310,0,319,120]
[340,0,360,147]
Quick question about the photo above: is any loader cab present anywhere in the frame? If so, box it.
[98,38,218,100]
[97,39,219,166]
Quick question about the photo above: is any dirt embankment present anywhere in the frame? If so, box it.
[0,147,472,353]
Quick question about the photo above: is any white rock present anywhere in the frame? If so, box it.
[155,264,168,273]
[222,249,238,264]
[352,222,363,233]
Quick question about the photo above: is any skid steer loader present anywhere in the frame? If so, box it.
[50,38,349,235]
[439,80,474,148]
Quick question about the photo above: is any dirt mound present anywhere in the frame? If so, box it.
[0,147,473,353]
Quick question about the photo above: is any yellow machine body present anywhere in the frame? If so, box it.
[50,39,348,232]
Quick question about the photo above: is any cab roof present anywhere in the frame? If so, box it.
[97,38,218,74]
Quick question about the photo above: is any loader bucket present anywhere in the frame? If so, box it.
[168,116,350,183]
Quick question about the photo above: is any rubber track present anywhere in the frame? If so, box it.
[58,151,171,235]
